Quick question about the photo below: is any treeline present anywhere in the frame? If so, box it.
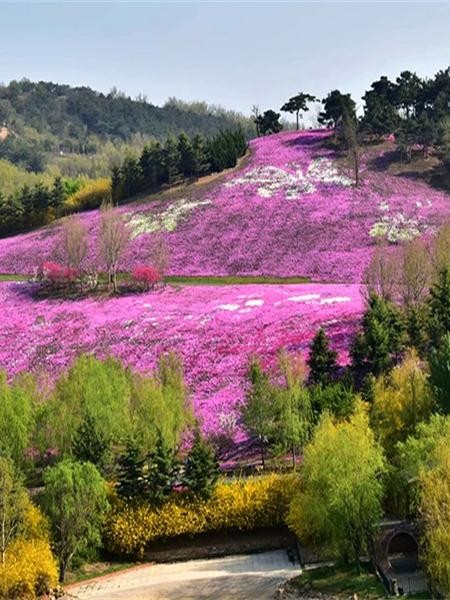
[0,176,83,236]
[111,128,247,203]
[0,79,254,173]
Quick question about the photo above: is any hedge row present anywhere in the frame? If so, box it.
[104,473,298,556]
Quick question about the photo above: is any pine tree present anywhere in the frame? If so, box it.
[307,328,338,385]
[116,442,147,500]
[429,268,450,347]
[183,429,219,499]
[162,137,181,186]
[72,414,109,470]
[147,432,178,505]
[191,134,210,178]
[177,133,196,178]
[50,176,65,211]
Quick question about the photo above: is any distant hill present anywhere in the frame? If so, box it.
[0,79,254,173]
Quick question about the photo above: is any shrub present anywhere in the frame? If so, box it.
[104,473,297,556]
[0,538,58,599]
[64,178,111,213]
[41,261,78,286]
[132,265,161,291]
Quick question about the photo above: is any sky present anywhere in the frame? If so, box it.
[1,1,449,121]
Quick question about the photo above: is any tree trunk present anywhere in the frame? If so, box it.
[292,445,296,469]
[296,111,299,131]
[260,438,265,470]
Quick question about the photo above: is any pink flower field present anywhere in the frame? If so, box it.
[0,130,448,282]
[0,281,363,440]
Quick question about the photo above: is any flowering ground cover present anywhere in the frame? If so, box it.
[0,130,448,282]
[0,281,363,441]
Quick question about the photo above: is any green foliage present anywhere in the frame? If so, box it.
[307,328,338,385]
[0,457,29,565]
[428,334,450,414]
[241,358,276,468]
[112,128,247,203]
[280,92,317,130]
[370,350,434,454]
[319,90,356,129]
[147,432,179,505]
[255,110,283,136]
[428,268,450,348]
[72,414,110,470]
[310,379,357,419]
[0,373,35,470]
[43,459,109,581]
[273,354,312,464]
[116,442,147,501]
[351,294,405,374]
[287,405,385,574]
[182,429,219,500]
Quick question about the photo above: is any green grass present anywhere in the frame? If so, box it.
[0,273,310,285]
[165,275,310,285]
[0,273,28,281]
[64,561,136,585]
[291,564,387,599]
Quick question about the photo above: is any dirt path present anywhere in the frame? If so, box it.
[64,550,299,600]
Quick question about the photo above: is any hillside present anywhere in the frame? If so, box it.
[0,129,449,281]
[0,79,253,173]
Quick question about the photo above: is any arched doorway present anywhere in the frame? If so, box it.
[387,532,419,573]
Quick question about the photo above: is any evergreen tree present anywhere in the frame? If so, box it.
[429,334,450,414]
[259,110,283,135]
[50,176,65,211]
[428,268,450,347]
[307,328,338,385]
[351,294,405,374]
[111,165,122,203]
[72,414,109,470]
[183,429,219,499]
[116,442,147,500]
[177,132,197,177]
[162,137,181,186]
[280,92,317,130]
[147,432,178,505]
[319,90,356,131]
[191,134,210,178]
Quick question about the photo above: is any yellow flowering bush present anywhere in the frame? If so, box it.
[64,178,111,212]
[0,539,58,599]
[104,473,298,556]
[0,503,58,600]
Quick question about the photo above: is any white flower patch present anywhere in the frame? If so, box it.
[245,299,264,307]
[288,294,320,302]
[218,304,240,311]
[306,158,353,187]
[320,296,351,305]
[370,212,422,243]
[379,201,390,212]
[226,157,351,200]
[128,198,211,237]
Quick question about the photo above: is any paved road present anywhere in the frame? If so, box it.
[66,550,299,600]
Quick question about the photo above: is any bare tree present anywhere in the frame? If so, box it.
[150,231,170,281]
[363,244,400,302]
[61,216,88,287]
[99,207,130,292]
[432,222,450,275]
[251,104,261,137]
[342,111,361,187]
[400,238,432,307]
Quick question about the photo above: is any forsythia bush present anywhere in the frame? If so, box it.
[104,474,298,556]
[0,505,58,599]
[0,539,58,599]
[64,178,111,212]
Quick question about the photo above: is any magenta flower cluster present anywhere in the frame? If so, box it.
[0,130,448,282]
[0,281,363,440]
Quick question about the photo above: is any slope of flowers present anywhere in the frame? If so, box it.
[0,130,448,281]
[0,281,363,440]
